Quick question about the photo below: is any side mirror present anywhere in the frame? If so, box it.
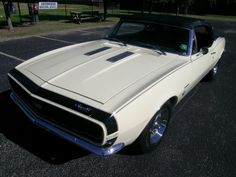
[201,47,209,55]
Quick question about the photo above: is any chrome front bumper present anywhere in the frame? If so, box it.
[10,92,124,156]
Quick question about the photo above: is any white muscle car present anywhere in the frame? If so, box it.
[8,14,225,156]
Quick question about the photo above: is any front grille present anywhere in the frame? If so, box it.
[9,77,104,145]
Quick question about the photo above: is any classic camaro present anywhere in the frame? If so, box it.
[8,14,225,156]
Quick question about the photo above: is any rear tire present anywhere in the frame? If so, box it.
[137,103,171,153]
[203,63,219,82]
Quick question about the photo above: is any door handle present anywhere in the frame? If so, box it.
[211,52,216,55]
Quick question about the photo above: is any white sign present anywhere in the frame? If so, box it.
[39,2,58,9]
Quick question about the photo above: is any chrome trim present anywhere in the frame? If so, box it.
[188,29,195,56]
[8,70,118,135]
[10,92,124,156]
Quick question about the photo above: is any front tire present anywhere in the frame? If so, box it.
[137,103,171,153]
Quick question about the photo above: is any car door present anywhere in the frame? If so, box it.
[190,25,215,84]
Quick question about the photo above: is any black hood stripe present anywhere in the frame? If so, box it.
[106,51,134,63]
[84,46,111,56]
[9,69,118,134]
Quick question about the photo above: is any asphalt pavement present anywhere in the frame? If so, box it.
[0,21,235,177]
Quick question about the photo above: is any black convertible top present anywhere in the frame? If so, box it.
[120,14,210,29]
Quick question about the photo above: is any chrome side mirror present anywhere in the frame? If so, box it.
[201,47,209,55]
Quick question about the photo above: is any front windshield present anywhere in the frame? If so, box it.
[108,21,190,55]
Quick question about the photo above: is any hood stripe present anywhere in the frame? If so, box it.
[84,46,111,56]
[106,51,134,63]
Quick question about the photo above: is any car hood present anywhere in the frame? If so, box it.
[24,40,187,104]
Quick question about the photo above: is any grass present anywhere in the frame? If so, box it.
[0,18,118,40]
[0,3,118,41]
[107,9,236,21]
[0,3,103,22]
[181,14,236,22]
[0,3,236,41]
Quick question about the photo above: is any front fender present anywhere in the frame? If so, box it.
[113,85,180,146]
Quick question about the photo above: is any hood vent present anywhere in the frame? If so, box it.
[106,51,134,63]
[84,46,111,56]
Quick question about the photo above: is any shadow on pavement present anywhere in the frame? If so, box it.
[0,90,90,164]
[119,144,144,156]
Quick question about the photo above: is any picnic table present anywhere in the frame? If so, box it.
[70,11,102,23]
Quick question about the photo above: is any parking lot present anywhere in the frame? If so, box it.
[0,21,236,177]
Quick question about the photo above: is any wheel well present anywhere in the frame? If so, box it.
[132,96,178,147]
[166,96,178,108]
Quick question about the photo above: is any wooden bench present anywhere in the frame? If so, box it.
[70,11,102,23]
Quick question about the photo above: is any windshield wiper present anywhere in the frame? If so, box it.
[106,37,127,46]
[129,41,165,55]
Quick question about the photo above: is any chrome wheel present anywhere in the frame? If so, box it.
[213,65,218,75]
[203,63,219,82]
[149,109,169,145]
[136,103,171,153]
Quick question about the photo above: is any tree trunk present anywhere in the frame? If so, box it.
[176,5,179,16]
[141,0,144,14]
[17,1,22,24]
[103,0,107,21]
[149,0,153,14]
[2,1,14,30]
[7,16,13,30]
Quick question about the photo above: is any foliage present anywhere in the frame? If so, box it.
[119,0,236,15]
